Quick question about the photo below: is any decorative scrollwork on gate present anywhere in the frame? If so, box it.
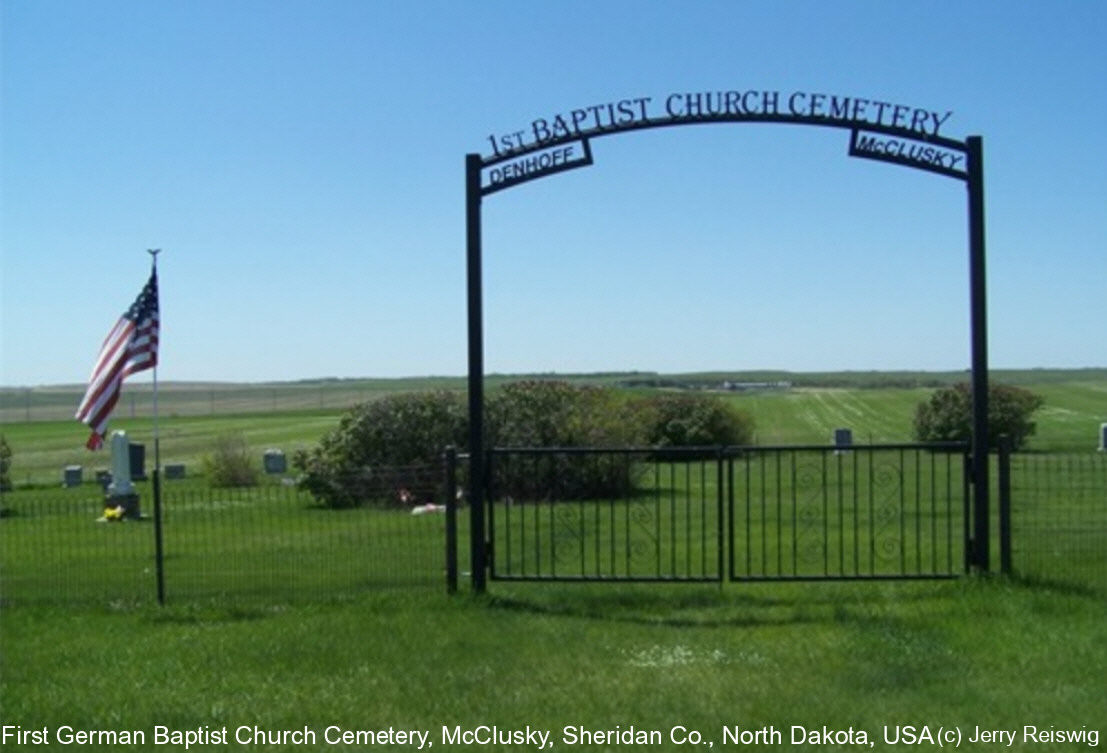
[869,459,906,570]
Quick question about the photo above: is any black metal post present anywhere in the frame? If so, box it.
[962,450,972,574]
[997,436,1012,575]
[716,448,725,585]
[444,446,458,593]
[465,153,487,593]
[966,135,989,572]
[152,464,165,605]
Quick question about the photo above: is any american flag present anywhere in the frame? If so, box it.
[75,270,159,450]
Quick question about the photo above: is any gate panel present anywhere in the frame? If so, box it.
[479,444,968,586]
[728,444,969,581]
[487,449,722,582]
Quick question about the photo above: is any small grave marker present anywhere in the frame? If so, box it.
[833,428,853,454]
[63,465,83,487]
[264,449,286,474]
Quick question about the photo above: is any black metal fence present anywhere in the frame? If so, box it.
[730,444,969,581]
[3,447,1103,605]
[0,463,459,606]
[482,444,970,584]
[486,448,723,582]
[1005,451,1107,595]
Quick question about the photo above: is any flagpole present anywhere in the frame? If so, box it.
[147,248,165,605]
[147,249,162,473]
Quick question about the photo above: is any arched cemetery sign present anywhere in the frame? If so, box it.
[465,88,989,590]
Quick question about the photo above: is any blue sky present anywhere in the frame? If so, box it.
[2,1,1104,386]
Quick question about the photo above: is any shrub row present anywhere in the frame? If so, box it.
[289,380,1045,509]
[294,382,755,508]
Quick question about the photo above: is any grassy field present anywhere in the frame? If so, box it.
[1,412,337,489]
[2,371,1103,486]
[485,447,968,583]
[1,581,1104,751]
[0,485,453,606]
[727,379,1106,451]
[1,372,1103,751]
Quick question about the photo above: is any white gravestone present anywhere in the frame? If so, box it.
[106,430,140,518]
[107,431,134,496]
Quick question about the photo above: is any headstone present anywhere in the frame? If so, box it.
[129,442,147,480]
[263,449,287,474]
[95,469,112,491]
[63,465,83,487]
[106,431,140,518]
[108,432,134,497]
[1099,423,1107,452]
[833,428,853,453]
[165,463,186,480]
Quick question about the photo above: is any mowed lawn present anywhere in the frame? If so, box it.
[1,412,341,488]
[4,376,1103,485]
[2,376,1104,750]
[729,381,1105,451]
[1,580,1104,751]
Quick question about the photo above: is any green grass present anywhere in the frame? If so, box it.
[3,375,1103,486]
[486,448,969,583]
[1,412,342,488]
[1,580,1104,751]
[725,380,1105,452]
[730,387,930,445]
[2,373,1104,751]
[1007,452,1107,594]
[0,482,457,606]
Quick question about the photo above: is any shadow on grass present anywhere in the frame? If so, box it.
[1004,571,1105,600]
[482,580,962,629]
[146,603,290,625]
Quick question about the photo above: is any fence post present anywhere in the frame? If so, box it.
[962,450,972,574]
[997,436,1012,575]
[465,152,487,594]
[966,135,990,573]
[717,447,726,585]
[153,467,165,605]
[444,446,458,594]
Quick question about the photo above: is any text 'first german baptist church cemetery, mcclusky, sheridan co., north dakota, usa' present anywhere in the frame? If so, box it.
[2,721,1100,748]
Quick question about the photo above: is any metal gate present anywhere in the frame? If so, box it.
[486,448,724,582]
[728,443,969,581]
[476,443,969,584]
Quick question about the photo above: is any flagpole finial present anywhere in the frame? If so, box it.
[147,248,161,270]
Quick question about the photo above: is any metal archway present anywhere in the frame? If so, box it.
[465,89,988,591]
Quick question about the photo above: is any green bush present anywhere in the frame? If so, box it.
[635,393,755,450]
[486,380,640,448]
[294,391,467,508]
[202,433,260,487]
[294,382,758,507]
[486,381,643,499]
[913,383,1044,450]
